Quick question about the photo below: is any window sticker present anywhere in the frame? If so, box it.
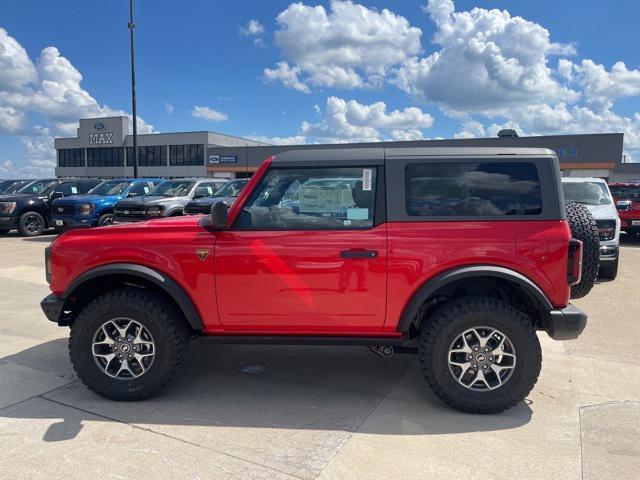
[362,168,373,191]
[347,208,369,220]
[144,186,150,194]
[71,186,78,194]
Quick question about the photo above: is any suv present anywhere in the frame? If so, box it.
[609,183,640,237]
[562,177,620,279]
[50,178,162,230]
[0,178,100,237]
[184,178,248,214]
[41,148,589,414]
[113,178,220,222]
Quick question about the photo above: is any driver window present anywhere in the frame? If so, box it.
[234,167,376,230]
[55,183,78,196]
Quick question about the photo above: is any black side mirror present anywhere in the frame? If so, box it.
[51,191,64,200]
[208,201,228,230]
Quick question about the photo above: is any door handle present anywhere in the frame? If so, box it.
[340,249,378,259]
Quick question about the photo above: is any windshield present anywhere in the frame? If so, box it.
[17,180,58,195]
[89,180,131,196]
[609,185,640,200]
[214,180,247,197]
[0,180,16,193]
[148,180,195,197]
[562,181,612,205]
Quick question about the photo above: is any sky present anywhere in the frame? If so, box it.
[1,0,640,178]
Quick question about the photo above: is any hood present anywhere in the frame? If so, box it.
[116,195,185,207]
[582,203,618,220]
[189,195,236,206]
[52,194,122,205]
[0,193,39,202]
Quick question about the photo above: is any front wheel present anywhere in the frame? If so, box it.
[18,211,45,237]
[69,288,190,401]
[419,296,541,414]
[97,213,115,227]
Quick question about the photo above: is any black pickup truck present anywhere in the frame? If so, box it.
[0,178,100,237]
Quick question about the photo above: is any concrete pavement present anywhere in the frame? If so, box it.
[0,231,639,479]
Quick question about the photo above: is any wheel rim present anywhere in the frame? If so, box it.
[447,326,516,391]
[24,215,41,234]
[100,216,114,226]
[91,317,156,380]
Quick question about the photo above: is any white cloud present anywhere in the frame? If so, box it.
[266,0,421,91]
[454,119,487,139]
[264,62,311,93]
[191,105,228,122]
[0,29,154,176]
[164,102,174,114]
[240,19,265,46]
[394,0,578,115]
[240,19,265,36]
[574,59,640,104]
[254,96,433,144]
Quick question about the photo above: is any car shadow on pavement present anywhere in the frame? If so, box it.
[0,338,533,443]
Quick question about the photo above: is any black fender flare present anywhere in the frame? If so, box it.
[396,265,553,333]
[63,263,204,330]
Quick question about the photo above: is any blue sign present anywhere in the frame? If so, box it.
[94,122,106,130]
[219,155,238,164]
[558,147,578,157]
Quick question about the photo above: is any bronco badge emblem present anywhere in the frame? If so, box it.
[195,248,210,261]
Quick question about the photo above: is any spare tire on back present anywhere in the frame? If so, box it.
[565,202,599,299]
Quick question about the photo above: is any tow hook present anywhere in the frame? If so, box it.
[368,345,394,358]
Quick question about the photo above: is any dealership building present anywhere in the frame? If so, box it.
[55,116,634,181]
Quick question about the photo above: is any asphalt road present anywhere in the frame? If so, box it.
[0,231,638,479]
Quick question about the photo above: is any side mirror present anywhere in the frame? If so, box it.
[209,201,228,230]
[51,191,64,200]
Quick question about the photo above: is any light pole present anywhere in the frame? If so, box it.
[128,0,139,178]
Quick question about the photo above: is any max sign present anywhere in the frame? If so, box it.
[88,133,114,145]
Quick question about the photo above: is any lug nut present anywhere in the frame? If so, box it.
[473,347,479,351]
[472,364,477,368]
[483,365,488,369]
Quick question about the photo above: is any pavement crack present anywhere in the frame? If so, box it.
[0,379,76,413]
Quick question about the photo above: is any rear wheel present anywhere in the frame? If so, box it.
[565,202,599,299]
[69,288,190,401]
[18,211,45,237]
[599,255,619,280]
[419,296,541,414]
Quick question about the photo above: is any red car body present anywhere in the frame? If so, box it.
[46,155,574,337]
[609,182,640,234]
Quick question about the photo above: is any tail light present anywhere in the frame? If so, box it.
[567,239,583,285]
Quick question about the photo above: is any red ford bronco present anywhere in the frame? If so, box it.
[41,147,591,414]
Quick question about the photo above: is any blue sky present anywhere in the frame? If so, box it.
[1,0,640,177]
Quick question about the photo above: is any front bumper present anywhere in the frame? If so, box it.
[547,304,587,340]
[41,293,67,325]
[0,216,18,229]
[50,215,97,229]
[599,245,619,261]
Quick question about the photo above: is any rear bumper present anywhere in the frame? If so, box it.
[547,304,587,340]
[41,293,66,325]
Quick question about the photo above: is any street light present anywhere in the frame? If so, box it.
[128,0,139,178]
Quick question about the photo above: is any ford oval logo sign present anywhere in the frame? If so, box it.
[94,122,106,130]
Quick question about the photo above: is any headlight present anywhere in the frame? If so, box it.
[147,206,164,217]
[77,204,95,216]
[0,202,17,215]
[596,220,616,241]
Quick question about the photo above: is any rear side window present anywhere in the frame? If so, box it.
[405,162,542,217]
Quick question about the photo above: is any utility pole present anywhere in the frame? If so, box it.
[128,0,139,178]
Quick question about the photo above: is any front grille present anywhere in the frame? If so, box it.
[54,205,76,216]
[595,220,616,241]
[114,207,147,220]
[185,204,210,215]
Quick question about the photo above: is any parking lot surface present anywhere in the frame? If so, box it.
[0,232,639,479]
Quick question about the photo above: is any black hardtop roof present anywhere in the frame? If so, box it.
[272,147,557,166]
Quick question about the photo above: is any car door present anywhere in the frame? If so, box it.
[215,165,387,334]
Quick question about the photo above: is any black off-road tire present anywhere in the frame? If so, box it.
[419,296,542,414]
[598,256,619,280]
[18,211,45,237]
[97,213,115,227]
[565,202,599,299]
[69,288,190,401]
